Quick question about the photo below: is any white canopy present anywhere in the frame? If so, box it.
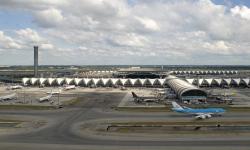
[148,79,156,85]
[242,78,250,85]
[120,79,128,85]
[83,78,92,85]
[22,78,30,85]
[232,78,241,85]
[129,79,138,85]
[158,79,166,86]
[214,79,222,85]
[74,78,82,85]
[110,79,119,85]
[48,78,55,85]
[56,78,64,85]
[198,79,204,85]
[31,78,38,85]
[186,79,195,84]
[65,78,73,85]
[92,78,101,85]
[139,79,146,85]
[39,78,47,85]
[102,78,110,86]
[205,79,213,85]
[223,79,232,85]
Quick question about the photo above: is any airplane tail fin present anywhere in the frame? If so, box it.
[172,101,183,110]
[131,92,138,98]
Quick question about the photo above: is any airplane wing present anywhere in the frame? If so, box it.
[195,113,213,119]
[183,106,192,109]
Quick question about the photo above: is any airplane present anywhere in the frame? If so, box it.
[64,85,76,90]
[120,86,127,90]
[0,93,17,101]
[131,92,161,103]
[171,101,226,119]
[39,94,53,103]
[7,85,23,90]
[46,89,62,95]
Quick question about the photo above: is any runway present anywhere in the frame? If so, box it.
[0,92,249,149]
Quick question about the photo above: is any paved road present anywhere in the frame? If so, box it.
[0,92,250,150]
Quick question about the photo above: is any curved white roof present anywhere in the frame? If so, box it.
[56,78,65,85]
[232,78,241,85]
[158,79,166,86]
[129,79,138,85]
[139,79,146,85]
[214,79,222,85]
[48,78,56,85]
[223,79,232,85]
[205,79,213,85]
[22,78,30,85]
[30,78,38,85]
[120,79,128,85]
[198,79,204,85]
[148,79,156,85]
[166,75,206,99]
[102,78,110,86]
[83,78,92,85]
[39,78,47,85]
[74,78,82,85]
[186,79,195,84]
[110,79,119,85]
[242,78,250,85]
[65,78,73,85]
[92,78,101,85]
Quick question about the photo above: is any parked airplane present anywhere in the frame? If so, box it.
[7,85,23,90]
[46,89,62,95]
[64,85,76,90]
[171,101,226,119]
[0,93,16,101]
[39,94,53,103]
[131,92,161,103]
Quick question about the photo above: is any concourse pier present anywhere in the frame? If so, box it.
[166,75,207,102]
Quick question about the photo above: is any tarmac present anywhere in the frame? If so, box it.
[0,87,250,149]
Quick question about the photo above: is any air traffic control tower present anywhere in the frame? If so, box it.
[34,46,38,77]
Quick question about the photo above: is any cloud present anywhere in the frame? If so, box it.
[16,28,43,43]
[135,16,160,31]
[231,5,250,20]
[0,31,22,49]
[203,41,230,54]
[34,8,64,27]
[0,0,250,65]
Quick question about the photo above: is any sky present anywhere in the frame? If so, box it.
[0,0,250,65]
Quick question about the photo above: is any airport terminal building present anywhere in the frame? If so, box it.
[166,75,207,101]
[22,75,210,101]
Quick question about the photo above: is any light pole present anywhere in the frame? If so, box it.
[57,93,60,107]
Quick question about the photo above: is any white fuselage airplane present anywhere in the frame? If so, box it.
[171,101,226,119]
[64,85,76,90]
[131,92,160,103]
[0,93,16,101]
[46,89,62,95]
[39,94,53,103]
[7,85,23,90]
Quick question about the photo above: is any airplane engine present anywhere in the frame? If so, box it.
[206,114,212,118]
[195,115,206,119]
